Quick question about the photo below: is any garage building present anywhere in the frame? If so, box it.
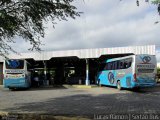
[0,45,156,86]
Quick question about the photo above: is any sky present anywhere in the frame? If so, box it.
[10,0,160,61]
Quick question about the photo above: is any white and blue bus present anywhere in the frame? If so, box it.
[97,54,157,90]
[3,59,32,90]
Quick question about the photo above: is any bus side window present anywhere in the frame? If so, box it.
[124,58,132,69]
[118,61,121,69]
[125,62,128,68]
[119,60,124,69]
[128,58,132,68]
[111,62,114,70]
[112,61,117,70]
[106,62,113,70]
[115,61,118,69]
[117,61,120,69]
[128,62,131,68]
[108,62,112,70]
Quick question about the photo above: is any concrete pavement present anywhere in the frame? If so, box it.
[0,85,160,119]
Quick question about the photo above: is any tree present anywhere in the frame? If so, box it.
[152,0,160,4]
[1,0,160,57]
[120,0,160,14]
[129,0,160,15]
[152,0,160,15]
[0,0,80,56]
[120,0,160,23]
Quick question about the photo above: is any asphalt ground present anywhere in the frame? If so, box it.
[0,84,160,119]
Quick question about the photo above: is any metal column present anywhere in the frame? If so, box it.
[85,59,90,85]
[43,61,48,86]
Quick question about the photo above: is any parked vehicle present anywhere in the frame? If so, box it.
[3,59,32,90]
[97,54,157,90]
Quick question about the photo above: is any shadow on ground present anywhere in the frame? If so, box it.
[7,85,68,92]
[100,84,160,93]
[2,87,160,119]
[29,85,68,91]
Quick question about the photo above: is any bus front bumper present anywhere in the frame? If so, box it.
[3,79,29,88]
[132,82,156,88]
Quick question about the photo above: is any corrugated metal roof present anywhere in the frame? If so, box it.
[5,45,155,61]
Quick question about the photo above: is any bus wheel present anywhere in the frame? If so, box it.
[117,81,122,90]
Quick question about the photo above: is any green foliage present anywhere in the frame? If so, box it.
[157,67,160,74]
[120,0,160,24]
[152,0,160,4]
[0,0,80,56]
[157,67,160,80]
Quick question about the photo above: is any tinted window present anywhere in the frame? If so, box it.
[104,61,117,70]
[108,62,112,70]
[124,58,132,69]
[5,60,24,69]
[106,58,132,70]
[119,60,124,69]
[99,57,132,71]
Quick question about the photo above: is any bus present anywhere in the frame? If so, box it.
[97,54,157,90]
[3,59,32,90]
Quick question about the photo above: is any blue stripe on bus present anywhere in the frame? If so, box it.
[98,71,156,88]
[3,78,30,88]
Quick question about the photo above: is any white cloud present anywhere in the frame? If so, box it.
[11,0,160,58]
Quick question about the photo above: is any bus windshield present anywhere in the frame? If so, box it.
[5,60,24,69]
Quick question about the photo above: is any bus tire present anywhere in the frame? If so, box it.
[117,81,122,90]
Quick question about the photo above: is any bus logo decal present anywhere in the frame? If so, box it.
[140,56,151,63]
[9,60,20,68]
[108,72,114,84]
